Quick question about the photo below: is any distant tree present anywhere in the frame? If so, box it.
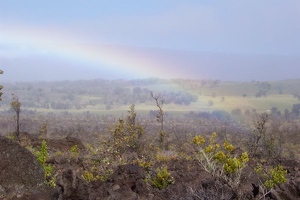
[208,100,214,106]
[39,122,48,138]
[292,104,300,117]
[212,79,220,87]
[255,81,271,98]
[126,104,136,126]
[244,109,250,117]
[221,96,225,102]
[151,92,166,149]
[132,87,142,95]
[255,90,267,98]
[249,113,269,156]
[231,108,242,116]
[284,109,289,118]
[105,103,112,110]
[200,80,207,86]
[11,94,22,139]
[271,107,278,115]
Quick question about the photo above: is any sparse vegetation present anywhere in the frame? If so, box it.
[0,78,300,199]
[255,164,287,198]
[10,94,21,139]
[193,133,249,191]
[151,166,174,190]
[151,92,167,149]
[34,140,56,187]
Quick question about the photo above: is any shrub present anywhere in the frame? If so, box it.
[255,164,287,197]
[151,166,174,190]
[192,133,249,189]
[108,105,145,159]
[70,144,80,157]
[34,140,56,187]
[81,143,114,183]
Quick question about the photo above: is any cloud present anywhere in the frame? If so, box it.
[1,0,300,56]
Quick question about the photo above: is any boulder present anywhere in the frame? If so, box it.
[0,136,56,199]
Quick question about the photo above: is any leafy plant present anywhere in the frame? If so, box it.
[109,105,145,159]
[10,94,21,139]
[81,143,114,183]
[152,166,174,190]
[34,140,56,187]
[39,122,48,138]
[81,170,96,183]
[70,144,80,157]
[192,133,249,189]
[255,164,287,198]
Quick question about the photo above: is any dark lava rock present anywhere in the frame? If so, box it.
[0,136,56,199]
[57,168,88,200]
[89,164,148,200]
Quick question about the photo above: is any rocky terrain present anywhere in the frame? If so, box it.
[0,134,300,200]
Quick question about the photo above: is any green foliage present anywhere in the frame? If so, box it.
[39,122,47,137]
[10,94,22,114]
[81,166,113,183]
[264,165,287,189]
[81,170,95,182]
[152,166,174,190]
[35,140,48,166]
[81,143,114,183]
[34,140,56,187]
[255,164,287,189]
[70,144,80,157]
[155,149,178,162]
[192,133,249,188]
[192,135,205,145]
[109,105,145,158]
[136,158,153,170]
[109,118,145,156]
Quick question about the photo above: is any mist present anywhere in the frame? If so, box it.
[1,48,300,82]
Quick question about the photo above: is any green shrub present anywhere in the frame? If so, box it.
[192,133,249,188]
[255,164,287,189]
[152,166,174,190]
[81,144,114,183]
[70,144,80,157]
[34,140,56,187]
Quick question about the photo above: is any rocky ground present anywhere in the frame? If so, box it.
[0,135,300,200]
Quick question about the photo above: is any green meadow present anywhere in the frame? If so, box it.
[2,79,299,116]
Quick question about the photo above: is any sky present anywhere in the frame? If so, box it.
[0,0,300,81]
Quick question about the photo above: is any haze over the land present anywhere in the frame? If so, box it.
[1,0,300,82]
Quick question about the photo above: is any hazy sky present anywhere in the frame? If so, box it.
[1,0,300,81]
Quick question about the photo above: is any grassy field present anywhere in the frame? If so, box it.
[2,79,299,117]
[19,93,298,117]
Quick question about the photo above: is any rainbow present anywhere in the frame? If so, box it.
[0,24,188,79]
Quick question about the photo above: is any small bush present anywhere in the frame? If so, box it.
[255,164,287,192]
[192,133,249,188]
[34,140,56,187]
[70,144,80,157]
[152,166,174,190]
